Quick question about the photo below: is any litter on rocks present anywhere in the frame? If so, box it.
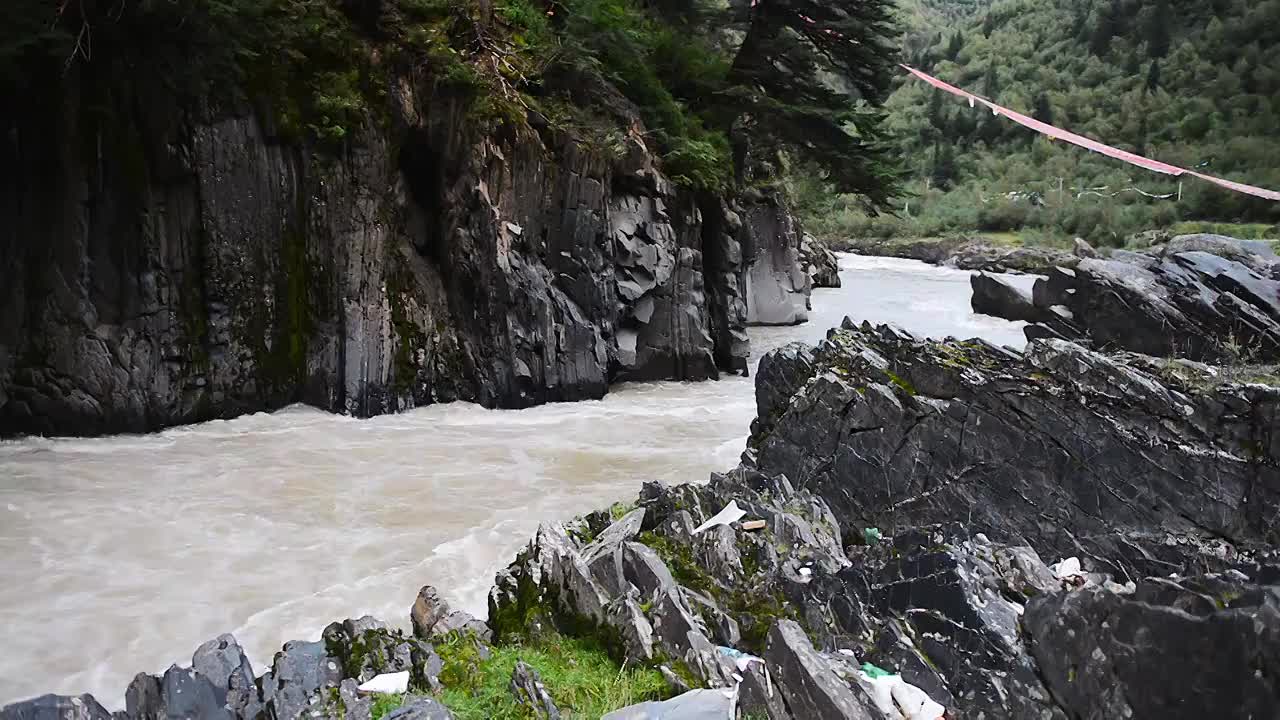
[357,671,409,694]
[1051,557,1088,580]
[740,519,767,531]
[864,527,883,545]
[858,667,946,720]
[694,501,747,534]
[798,566,813,578]
[861,662,893,679]
[602,687,737,720]
[717,646,764,672]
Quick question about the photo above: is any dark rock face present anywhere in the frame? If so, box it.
[751,322,1280,579]
[0,50,809,437]
[739,194,810,326]
[1025,576,1280,719]
[1021,246,1280,363]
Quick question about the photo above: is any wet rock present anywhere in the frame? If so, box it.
[764,620,878,719]
[509,661,561,719]
[158,665,236,720]
[1025,576,1280,720]
[0,695,112,720]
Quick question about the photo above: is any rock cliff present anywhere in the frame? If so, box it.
[0,24,809,438]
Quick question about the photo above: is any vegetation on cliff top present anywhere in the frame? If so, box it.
[4,0,903,203]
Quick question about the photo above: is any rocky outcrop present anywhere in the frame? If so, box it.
[800,233,842,289]
[1024,246,1280,362]
[0,8,810,437]
[751,322,1280,578]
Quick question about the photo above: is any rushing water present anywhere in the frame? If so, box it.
[0,254,1033,709]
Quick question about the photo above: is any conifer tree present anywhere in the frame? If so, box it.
[725,0,902,208]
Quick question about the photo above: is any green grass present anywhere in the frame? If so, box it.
[371,694,406,720]
[1168,221,1278,240]
[439,633,668,719]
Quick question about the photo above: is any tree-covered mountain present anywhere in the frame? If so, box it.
[802,0,1280,245]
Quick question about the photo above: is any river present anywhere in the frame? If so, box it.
[0,255,1034,709]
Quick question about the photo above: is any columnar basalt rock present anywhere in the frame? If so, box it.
[0,65,808,437]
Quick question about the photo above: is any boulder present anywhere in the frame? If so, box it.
[969,272,1047,323]
[191,634,261,718]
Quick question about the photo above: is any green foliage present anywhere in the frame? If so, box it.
[439,633,668,719]
[801,0,1280,243]
[370,694,406,720]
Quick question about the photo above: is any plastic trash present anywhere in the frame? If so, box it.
[357,671,409,694]
[740,519,767,531]
[694,501,747,534]
[864,527,882,545]
[860,662,893,679]
[717,646,764,673]
[1051,557,1087,580]
[601,687,737,719]
[859,670,946,720]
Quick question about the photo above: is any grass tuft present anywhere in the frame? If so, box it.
[440,633,668,719]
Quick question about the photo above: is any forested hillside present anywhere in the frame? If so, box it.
[802,0,1280,245]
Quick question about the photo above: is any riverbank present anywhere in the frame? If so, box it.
[8,317,1276,719]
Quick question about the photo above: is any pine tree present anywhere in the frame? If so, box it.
[1145,59,1161,92]
[726,0,903,207]
[946,30,964,60]
[982,64,1000,99]
[1091,2,1118,56]
[1032,92,1054,125]
[930,141,957,190]
[1145,0,1171,58]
